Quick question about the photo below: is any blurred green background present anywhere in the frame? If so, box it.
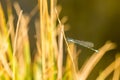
[58,0,120,47]
[59,1,120,79]
[1,0,120,79]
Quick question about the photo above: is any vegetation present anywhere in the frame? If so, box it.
[0,0,120,80]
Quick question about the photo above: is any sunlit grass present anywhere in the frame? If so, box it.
[0,0,120,80]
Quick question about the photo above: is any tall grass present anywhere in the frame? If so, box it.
[0,0,120,80]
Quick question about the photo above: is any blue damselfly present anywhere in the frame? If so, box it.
[67,38,98,53]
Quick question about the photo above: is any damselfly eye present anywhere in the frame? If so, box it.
[67,38,98,53]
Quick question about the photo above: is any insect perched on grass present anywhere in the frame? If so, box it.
[67,38,98,53]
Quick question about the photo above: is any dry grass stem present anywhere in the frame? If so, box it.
[78,41,116,80]
[96,53,120,80]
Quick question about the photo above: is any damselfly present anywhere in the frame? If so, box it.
[67,38,98,53]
